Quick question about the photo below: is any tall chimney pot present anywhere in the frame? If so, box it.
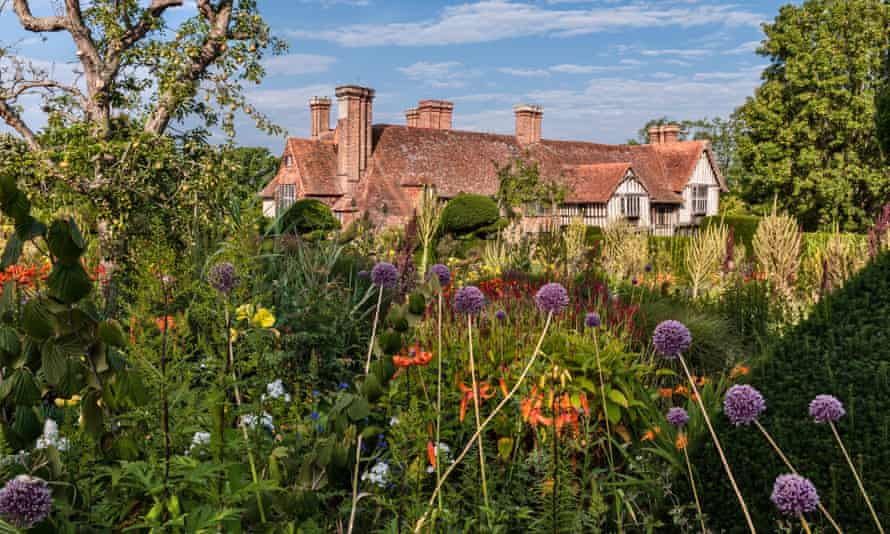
[514,104,543,145]
[310,96,331,139]
[335,85,375,184]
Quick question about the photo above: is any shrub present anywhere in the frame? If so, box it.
[440,194,499,235]
[697,252,890,532]
[648,236,688,274]
[585,226,604,247]
[701,215,760,253]
[280,199,340,236]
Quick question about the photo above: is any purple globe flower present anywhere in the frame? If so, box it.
[771,474,819,516]
[535,283,569,315]
[645,264,653,273]
[428,264,451,287]
[370,262,399,289]
[208,261,239,295]
[652,320,692,358]
[809,394,845,424]
[666,407,690,427]
[495,309,507,321]
[723,384,766,426]
[454,286,485,315]
[584,312,601,328]
[357,270,369,279]
[0,475,52,528]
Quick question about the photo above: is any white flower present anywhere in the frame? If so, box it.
[187,431,212,454]
[361,461,390,488]
[389,416,399,427]
[242,412,274,433]
[262,379,291,402]
[35,419,69,451]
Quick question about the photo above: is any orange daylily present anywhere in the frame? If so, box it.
[641,426,662,441]
[458,382,495,423]
[520,387,552,428]
[393,355,414,368]
[554,408,580,437]
[730,364,750,379]
[658,388,674,398]
[412,348,433,366]
[674,385,689,397]
[675,433,688,450]
[427,441,437,468]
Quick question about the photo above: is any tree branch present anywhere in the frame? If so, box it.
[0,99,40,151]
[118,0,184,51]
[12,0,68,32]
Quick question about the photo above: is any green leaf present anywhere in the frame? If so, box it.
[41,340,70,386]
[607,388,629,408]
[0,327,21,359]
[22,298,56,340]
[0,369,41,405]
[47,219,86,264]
[605,401,621,424]
[347,397,370,421]
[47,263,92,304]
[10,405,41,442]
[97,319,128,348]
[2,190,30,222]
[0,234,22,269]
[80,391,104,436]
[13,216,45,242]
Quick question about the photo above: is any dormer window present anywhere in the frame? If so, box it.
[284,155,294,167]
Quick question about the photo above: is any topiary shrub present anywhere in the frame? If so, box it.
[280,199,340,236]
[701,215,760,254]
[696,251,890,532]
[440,194,499,236]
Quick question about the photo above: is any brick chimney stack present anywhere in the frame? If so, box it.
[405,107,419,127]
[335,85,375,184]
[416,100,454,130]
[514,104,543,145]
[310,96,331,139]
[647,125,663,144]
[648,124,681,144]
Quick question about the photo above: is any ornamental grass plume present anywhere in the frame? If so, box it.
[414,282,566,533]
[0,475,52,528]
[655,320,756,533]
[811,394,884,533]
[771,474,819,533]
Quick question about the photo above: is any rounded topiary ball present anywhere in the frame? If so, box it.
[279,199,341,236]
[440,194,500,235]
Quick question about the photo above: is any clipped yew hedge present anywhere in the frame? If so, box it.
[440,194,500,236]
[696,251,890,532]
[280,199,340,236]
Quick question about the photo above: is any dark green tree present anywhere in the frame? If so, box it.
[877,43,890,159]
[733,0,890,231]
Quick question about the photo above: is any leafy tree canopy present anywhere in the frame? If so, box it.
[494,158,565,217]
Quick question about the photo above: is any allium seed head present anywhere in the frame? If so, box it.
[535,283,569,315]
[809,394,845,424]
[652,320,692,358]
[584,312,601,328]
[666,407,690,427]
[371,262,399,288]
[0,475,52,528]
[208,262,238,295]
[428,264,451,287]
[723,384,766,426]
[495,309,507,321]
[454,286,485,315]
[771,474,819,516]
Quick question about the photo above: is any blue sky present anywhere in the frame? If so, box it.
[2,0,791,151]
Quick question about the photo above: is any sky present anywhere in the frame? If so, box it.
[1,0,793,152]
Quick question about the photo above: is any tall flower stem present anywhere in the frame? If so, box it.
[828,421,884,534]
[348,286,385,534]
[681,438,706,534]
[414,312,554,533]
[677,355,756,534]
[552,414,559,534]
[467,314,490,509]
[754,421,843,533]
[800,515,812,534]
[226,304,266,524]
[592,329,613,466]
[435,293,443,512]
[160,288,171,495]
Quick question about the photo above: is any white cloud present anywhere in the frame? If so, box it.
[723,40,762,55]
[640,48,710,58]
[289,0,765,47]
[245,84,334,111]
[498,67,550,78]
[619,58,644,66]
[549,63,630,74]
[397,61,473,88]
[262,54,337,76]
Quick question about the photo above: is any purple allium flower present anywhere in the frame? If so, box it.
[208,261,238,295]
[357,270,369,279]
[370,262,399,288]
[428,264,451,287]
[771,474,819,516]
[495,310,507,321]
[666,407,690,427]
[535,283,569,315]
[584,312,601,328]
[809,394,845,424]
[454,286,485,315]
[645,264,653,273]
[723,384,766,426]
[0,475,53,528]
[652,320,692,358]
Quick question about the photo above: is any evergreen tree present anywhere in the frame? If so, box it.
[734,0,890,231]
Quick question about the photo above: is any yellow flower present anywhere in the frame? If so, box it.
[251,307,276,328]
[235,303,254,322]
[230,328,239,343]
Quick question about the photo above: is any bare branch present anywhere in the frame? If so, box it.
[12,0,68,32]
[0,99,40,151]
[118,0,184,50]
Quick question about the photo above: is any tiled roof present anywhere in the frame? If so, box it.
[260,138,340,198]
[560,163,635,203]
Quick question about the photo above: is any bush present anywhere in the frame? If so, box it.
[440,194,499,235]
[697,252,890,532]
[648,236,689,275]
[280,199,340,236]
[701,215,760,253]
[585,226,604,247]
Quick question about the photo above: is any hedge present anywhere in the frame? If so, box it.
[279,199,340,236]
[696,251,890,532]
[441,194,500,235]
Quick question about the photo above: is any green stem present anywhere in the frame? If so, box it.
[829,421,884,534]
[435,293,443,512]
[467,314,489,509]
[682,438,706,534]
[800,514,812,534]
[592,329,613,466]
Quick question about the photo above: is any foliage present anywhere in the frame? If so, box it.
[685,221,728,298]
[877,45,890,159]
[494,159,565,217]
[753,204,801,303]
[440,194,500,236]
[701,215,759,255]
[698,251,890,532]
[278,199,340,237]
[601,221,648,281]
[733,0,890,231]
[415,185,443,276]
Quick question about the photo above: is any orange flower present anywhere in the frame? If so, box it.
[578,392,589,415]
[658,388,674,398]
[730,364,750,379]
[498,377,508,397]
[675,433,688,450]
[458,382,496,423]
[393,355,414,368]
[641,426,662,441]
[427,441,437,468]
[692,375,707,387]
[674,385,689,397]
[154,315,175,332]
[520,387,552,428]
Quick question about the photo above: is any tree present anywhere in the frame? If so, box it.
[733,0,890,231]
[494,158,565,217]
[877,44,890,159]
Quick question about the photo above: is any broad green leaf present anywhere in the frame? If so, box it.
[22,298,56,340]
[607,388,629,408]
[0,234,22,269]
[47,219,86,264]
[13,216,45,242]
[0,368,41,405]
[347,397,370,421]
[10,405,41,442]
[3,190,30,222]
[47,263,92,304]
[80,391,104,436]
[97,319,128,348]
[41,340,69,386]
[0,327,21,359]
[605,401,621,424]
